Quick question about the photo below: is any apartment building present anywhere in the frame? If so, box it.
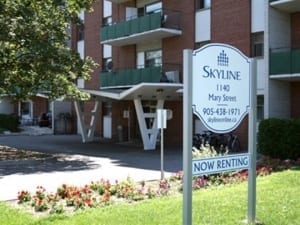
[72,0,300,150]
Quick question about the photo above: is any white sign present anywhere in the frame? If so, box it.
[192,43,251,133]
[193,153,250,176]
[157,109,167,129]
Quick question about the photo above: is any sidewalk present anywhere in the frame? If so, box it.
[0,134,182,201]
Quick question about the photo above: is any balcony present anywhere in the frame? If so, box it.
[270,49,300,80]
[100,65,181,88]
[270,0,300,13]
[100,10,182,46]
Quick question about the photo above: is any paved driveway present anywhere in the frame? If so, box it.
[0,135,182,201]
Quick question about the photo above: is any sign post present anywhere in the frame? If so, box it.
[183,43,257,224]
[157,109,167,180]
[182,49,193,225]
[248,59,257,222]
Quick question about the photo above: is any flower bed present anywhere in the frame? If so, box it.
[16,156,299,215]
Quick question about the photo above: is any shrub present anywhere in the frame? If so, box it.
[0,114,19,132]
[258,118,300,160]
[192,143,228,159]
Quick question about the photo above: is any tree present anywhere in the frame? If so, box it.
[0,0,97,101]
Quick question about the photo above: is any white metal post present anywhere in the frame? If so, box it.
[248,59,257,223]
[160,125,164,180]
[183,49,193,225]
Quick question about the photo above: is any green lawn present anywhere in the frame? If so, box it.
[0,170,299,225]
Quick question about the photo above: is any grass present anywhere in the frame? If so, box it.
[0,170,299,225]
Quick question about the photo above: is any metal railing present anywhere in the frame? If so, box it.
[269,48,300,75]
[100,9,182,42]
[100,63,182,88]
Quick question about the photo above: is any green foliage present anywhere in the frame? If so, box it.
[258,118,300,160]
[0,0,97,101]
[0,114,19,132]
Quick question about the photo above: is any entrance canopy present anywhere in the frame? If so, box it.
[83,83,183,101]
[75,83,183,150]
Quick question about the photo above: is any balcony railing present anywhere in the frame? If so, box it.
[270,49,300,75]
[100,64,181,88]
[100,10,182,46]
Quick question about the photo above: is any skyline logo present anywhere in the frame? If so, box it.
[217,50,229,67]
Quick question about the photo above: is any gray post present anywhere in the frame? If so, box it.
[161,126,164,180]
[183,49,193,225]
[248,59,257,223]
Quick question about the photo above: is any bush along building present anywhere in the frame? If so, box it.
[71,0,300,150]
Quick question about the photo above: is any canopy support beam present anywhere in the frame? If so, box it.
[74,100,100,143]
[134,98,164,150]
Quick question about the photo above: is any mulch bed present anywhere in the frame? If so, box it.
[0,145,51,161]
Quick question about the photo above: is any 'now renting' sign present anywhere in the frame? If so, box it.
[193,153,250,176]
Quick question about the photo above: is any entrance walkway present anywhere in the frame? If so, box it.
[0,135,182,201]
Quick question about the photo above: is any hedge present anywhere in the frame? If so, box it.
[0,114,19,132]
[258,118,300,160]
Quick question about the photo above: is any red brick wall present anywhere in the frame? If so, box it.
[211,0,251,56]
[84,2,102,90]
[164,101,183,146]
[291,82,300,118]
[113,45,136,70]
[163,0,195,65]
[159,0,195,87]
[111,2,136,70]
[291,12,300,48]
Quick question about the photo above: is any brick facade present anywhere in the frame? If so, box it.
[211,0,251,56]
[163,0,195,64]
[85,2,102,90]
[69,0,298,150]
[291,12,300,48]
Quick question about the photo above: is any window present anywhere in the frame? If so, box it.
[102,44,112,71]
[138,7,144,17]
[145,2,162,14]
[103,16,112,26]
[252,32,264,57]
[196,0,211,10]
[145,49,162,67]
[257,95,264,121]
